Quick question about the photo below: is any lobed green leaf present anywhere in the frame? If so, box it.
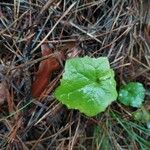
[54,56,117,117]
[118,82,145,108]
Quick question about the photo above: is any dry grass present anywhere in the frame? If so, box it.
[0,0,150,149]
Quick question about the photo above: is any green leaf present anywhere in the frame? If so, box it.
[133,107,150,123]
[118,82,145,108]
[54,56,117,117]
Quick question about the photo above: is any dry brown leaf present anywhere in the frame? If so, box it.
[32,44,64,98]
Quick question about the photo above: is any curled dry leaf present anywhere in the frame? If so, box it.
[32,44,64,98]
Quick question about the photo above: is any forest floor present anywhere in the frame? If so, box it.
[0,0,150,149]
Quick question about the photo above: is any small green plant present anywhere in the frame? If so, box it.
[133,107,150,124]
[118,82,146,108]
[54,56,146,117]
[54,56,117,117]
[132,106,150,129]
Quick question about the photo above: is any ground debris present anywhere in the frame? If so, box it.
[0,0,150,149]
